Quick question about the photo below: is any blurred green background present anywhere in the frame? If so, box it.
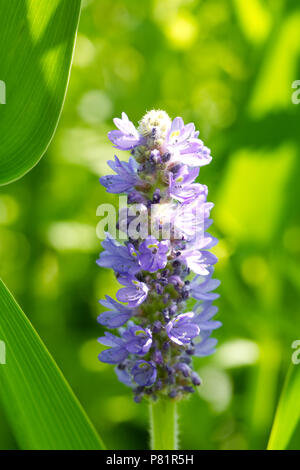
[0,0,300,449]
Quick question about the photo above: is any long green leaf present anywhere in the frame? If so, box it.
[0,279,104,450]
[0,0,81,186]
[267,363,300,450]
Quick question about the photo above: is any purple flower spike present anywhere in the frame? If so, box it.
[123,325,152,355]
[97,109,221,401]
[108,112,141,150]
[132,360,157,386]
[116,275,149,307]
[138,236,170,272]
[166,312,200,346]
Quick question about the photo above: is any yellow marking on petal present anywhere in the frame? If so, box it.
[171,130,180,139]
[135,330,146,336]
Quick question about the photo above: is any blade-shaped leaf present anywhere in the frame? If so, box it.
[267,363,300,450]
[0,0,81,185]
[0,279,104,450]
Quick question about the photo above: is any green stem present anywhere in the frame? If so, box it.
[149,399,178,450]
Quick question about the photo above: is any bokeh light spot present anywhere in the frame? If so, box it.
[197,366,232,413]
[165,12,198,49]
[249,13,300,117]
[233,0,271,44]
[215,145,295,244]
[47,222,97,252]
[214,339,260,369]
[77,90,112,125]
[79,339,109,372]
[73,34,96,68]
[105,396,136,423]
[0,195,19,225]
[241,256,268,286]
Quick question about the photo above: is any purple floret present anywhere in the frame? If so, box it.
[166,312,200,346]
[116,275,149,307]
[169,165,206,203]
[97,296,133,328]
[180,249,218,276]
[193,335,218,357]
[123,325,152,355]
[190,269,221,301]
[100,155,140,193]
[164,117,212,167]
[98,332,128,364]
[108,112,141,150]
[131,360,157,386]
[138,236,170,272]
[97,234,140,275]
[193,301,222,331]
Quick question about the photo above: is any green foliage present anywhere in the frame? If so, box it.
[268,364,300,450]
[0,279,104,450]
[0,0,81,185]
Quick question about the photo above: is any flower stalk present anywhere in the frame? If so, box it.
[150,400,178,450]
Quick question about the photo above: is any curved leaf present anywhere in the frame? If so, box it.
[267,363,300,450]
[0,0,81,185]
[0,279,104,450]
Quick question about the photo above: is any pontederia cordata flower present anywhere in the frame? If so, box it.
[97,110,221,403]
